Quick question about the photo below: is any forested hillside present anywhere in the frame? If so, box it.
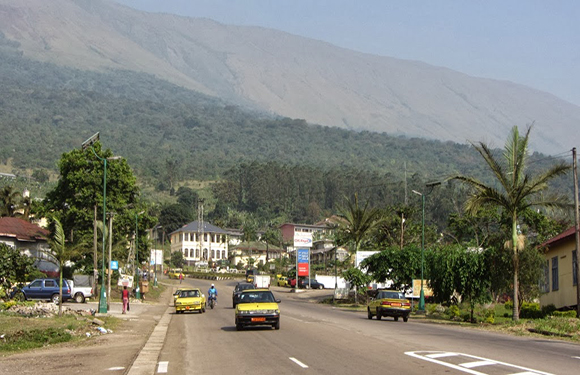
[0,31,572,227]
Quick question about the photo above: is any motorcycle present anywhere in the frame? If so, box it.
[208,293,217,309]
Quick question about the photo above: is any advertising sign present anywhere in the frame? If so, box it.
[411,279,433,298]
[110,260,119,270]
[117,274,134,288]
[293,231,313,248]
[297,248,310,277]
[150,249,163,265]
[355,251,379,269]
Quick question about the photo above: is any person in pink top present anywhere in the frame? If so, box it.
[122,286,129,314]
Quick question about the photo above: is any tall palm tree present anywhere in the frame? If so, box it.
[0,185,20,217]
[453,125,570,320]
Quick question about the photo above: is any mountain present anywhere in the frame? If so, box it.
[1,0,579,154]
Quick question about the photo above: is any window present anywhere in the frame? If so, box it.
[45,280,56,287]
[211,250,215,259]
[216,250,221,259]
[195,249,199,258]
[30,280,42,288]
[204,233,208,241]
[542,260,550,293]
[573,250,578,286]
[551,256,559,291]
[222,250,226,259]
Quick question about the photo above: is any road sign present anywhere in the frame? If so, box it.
[297,248,309,276]
[110,260,119,270]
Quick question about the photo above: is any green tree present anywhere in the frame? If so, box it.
[342,267,372,303]
[170,251,184,269]
[453,125,570,320]
[361,245,421,291]
[427,245,491,323]
[261,227,282,263]
[0,185,20,217]
[0,243,35,292]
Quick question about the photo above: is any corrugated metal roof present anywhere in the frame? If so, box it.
[541,226,578,248]
[0,217,49,242]
[170,221,228,235]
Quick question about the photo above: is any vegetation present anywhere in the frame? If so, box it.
[452,126,570,320]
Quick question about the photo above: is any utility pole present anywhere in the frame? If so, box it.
[93,204,98,296]
[107,212,115,309]
[573,147,580,318]
[198,199,204,262]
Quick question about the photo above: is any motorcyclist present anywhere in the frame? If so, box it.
[208,284,218,305]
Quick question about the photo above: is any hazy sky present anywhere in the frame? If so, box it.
[114,0,579,106]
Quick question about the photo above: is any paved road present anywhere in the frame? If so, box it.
[156,279,580,375]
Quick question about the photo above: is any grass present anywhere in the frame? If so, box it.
[0,312,118,354]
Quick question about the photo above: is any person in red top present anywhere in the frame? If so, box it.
[122,286,129,314]
[179,272,183,284]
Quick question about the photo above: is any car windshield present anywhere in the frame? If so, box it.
[236,284,254,292]
[181,290,199,298]
[239,291,275,303]
[381,291,403,299]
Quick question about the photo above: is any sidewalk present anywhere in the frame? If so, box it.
[0,284,174,375]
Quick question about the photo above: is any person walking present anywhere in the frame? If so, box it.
[122,286,129,314]
[179,272,183,284]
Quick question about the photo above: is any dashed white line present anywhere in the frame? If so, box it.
[157,361,169,373]
[289,357,309,369]
[107,367,125,371]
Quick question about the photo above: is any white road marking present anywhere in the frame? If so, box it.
[107,367,125,371]
[573,356,580,360]
[289,357,309,369]
[157,361,169,373]
[405,351,553,375]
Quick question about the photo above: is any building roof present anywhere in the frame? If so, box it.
[0,217,49,242]
[170,221,228,235]
[541,226,578,248]
[231,241,284,252]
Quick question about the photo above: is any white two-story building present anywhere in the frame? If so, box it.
[170,221,228,266]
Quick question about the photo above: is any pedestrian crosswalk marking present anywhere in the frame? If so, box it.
[405,351,553,375]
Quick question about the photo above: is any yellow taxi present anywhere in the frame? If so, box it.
[173,287,187,305]
[276,276,289,287]
[234,289,280,330]
[367,290,411,322]
[175,288,206,314]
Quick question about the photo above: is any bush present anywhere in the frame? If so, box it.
[520,302,543,319]
[27,270,47,281]
[482,307,495,324]
[541,304,557,316]
[447,305,460,319]
[504,300,513,311]
[553,310,577,318]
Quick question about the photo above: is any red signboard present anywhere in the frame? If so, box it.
[298,263,309,277]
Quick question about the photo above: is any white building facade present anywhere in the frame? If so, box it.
[170,221,228,266]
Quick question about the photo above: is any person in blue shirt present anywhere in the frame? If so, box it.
[208,284,218,304]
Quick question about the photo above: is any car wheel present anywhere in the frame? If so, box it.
[394,316,399,322]
[376,312,382,320]
[403,316,409,322]
[367,308,373,320]
[319,285,324,289]
[75,293,85,303]
[274,320,280,330]
[14,291,25,302]
[202,306,206,313]
[236,323,243,331]
[51,294,61,305]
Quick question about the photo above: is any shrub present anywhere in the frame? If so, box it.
[482,307,495,324]
[504,300,513,311]
[541,304,557,316]
[447,305,460,319]
[0,300,16,310]
[520,302,543,319]
[553,310,577,318]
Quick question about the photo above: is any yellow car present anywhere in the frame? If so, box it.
[173,287,187,305]
[235,289,280,331]
[367,290,411,322]
[175,288,206,314]
[276,276,289,287]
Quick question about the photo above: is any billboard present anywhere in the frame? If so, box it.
[411,279,433,298]
[294,231,313,248]
[150,249,163,265]
[355,251,379,268]
[297,248,310,276]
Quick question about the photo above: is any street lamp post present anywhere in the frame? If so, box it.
[412,190,426,312]
[135,211,145,299]
[82,133,122,314]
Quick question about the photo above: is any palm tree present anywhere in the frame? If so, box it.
[337,193,383,303]
[47,217,85,316]
[0,185,20,217]
[453,125,570,320]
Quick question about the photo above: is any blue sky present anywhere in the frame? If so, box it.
[114,0,580,106]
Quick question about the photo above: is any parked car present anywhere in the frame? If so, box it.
[67,275,94,303]
[20,278,72,304]
[175,288,206,314]
[232,282,256,308]
[277,276,289,287]
[367,290,411,322]
[298,278,325,289]
[234,289,281,331]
